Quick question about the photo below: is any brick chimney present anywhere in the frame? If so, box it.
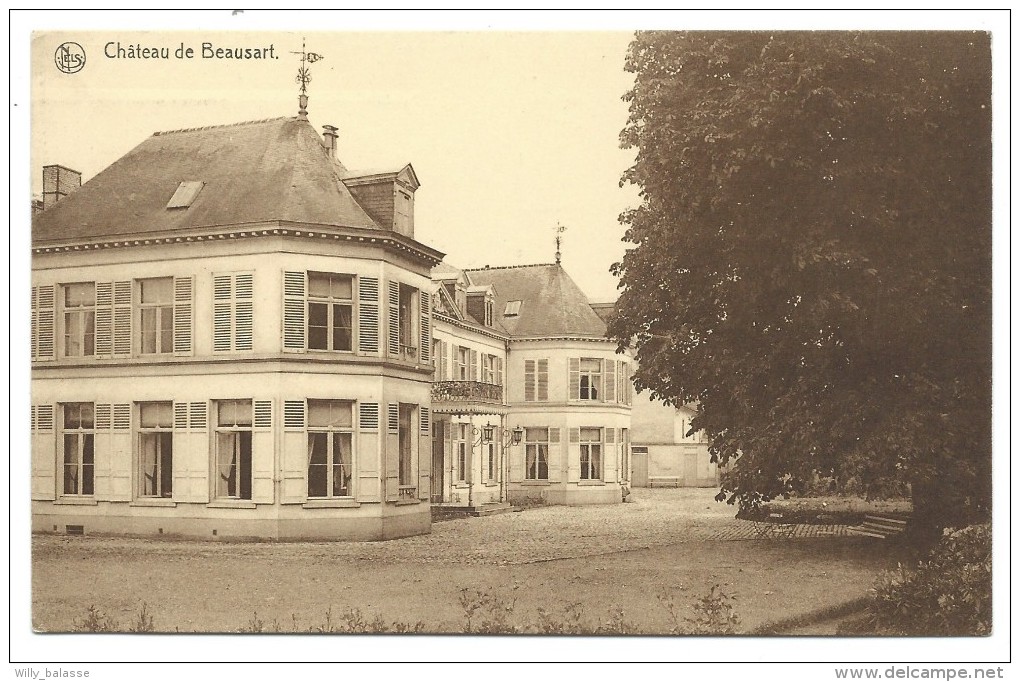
[42,164,82,209]
[322,124,338,159]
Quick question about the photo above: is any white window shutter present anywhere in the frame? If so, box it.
[112,281,132,356]
[569,358,580,400]
[606,359,617,403]
[173,276,194,356]
[358,276,380,355]
[525,360,535,401]
[280,399,307,504]
[547,427,562,482]
[387,281,400,356]
[234,273,254,351]
[212,274,233,352]
[537,359,549,401]
[357,402,381,502]
[95,282,114,357]
[32,285,56,361]
[282,271,306,351]
[419,290,431,363]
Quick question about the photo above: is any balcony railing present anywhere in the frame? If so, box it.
[431,380,503,405]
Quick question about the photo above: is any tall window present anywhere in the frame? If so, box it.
[579,427,603,481]
[138,401,173,498]
[62,402,95,495]
[457,347,469,380]
[398,284,415,349]
[215,399,252,500]
[525,427,549,480]
[579,359,602,400]
[398,404,413,486]
[456,423,468,482]
[139,278,173,355]
[308,272,353,352]
[486,441,496,481]
[307,399,353,497]
[63,283,96,357]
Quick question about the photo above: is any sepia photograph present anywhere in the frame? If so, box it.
[12,9,1009,677]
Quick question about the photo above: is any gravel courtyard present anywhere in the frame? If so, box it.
[32,489,899,633]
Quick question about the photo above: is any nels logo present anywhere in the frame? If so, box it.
[54,42,86,74]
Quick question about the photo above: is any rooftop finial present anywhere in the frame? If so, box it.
[555,222,567,264]
[291,37,324,120]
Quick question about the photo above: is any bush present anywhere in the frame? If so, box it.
[867,523,991,635]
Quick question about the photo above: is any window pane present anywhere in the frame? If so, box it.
[140,278,172,304]
[308,272,331,298]
[330,275,353,300]
[140,433,158,496]
[141,307,157,354]
[333,432,353,496]
[580,427,601,442]
[538,444,549,479]
[81,435,95,495]
[65,312,81,356]
[238,431,252,500]
[580,358,601,372]
[580,445,590,480]
[308,302,328,350]
[217,400,252,427]
[216,432,237,497]
[64,282,95,307]
[526,427,548,442]
[308,400,353,428]
[159,306,173,352]
[333,304,353,351]
[307,433,328,497]
[83,311,95,356]
[526,445,537,479]
[159,433,173,497]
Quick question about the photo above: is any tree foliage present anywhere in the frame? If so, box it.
[610,32,992,535]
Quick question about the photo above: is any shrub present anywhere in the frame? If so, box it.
[659,584,740,635]
[867,523,991,635]
[72,605,118,633]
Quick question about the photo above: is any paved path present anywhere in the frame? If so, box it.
[34,488,854,567]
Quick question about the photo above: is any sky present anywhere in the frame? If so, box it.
[30,28,641,303]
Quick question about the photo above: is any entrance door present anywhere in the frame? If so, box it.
[431,421,445,502]
[632,447,649,487]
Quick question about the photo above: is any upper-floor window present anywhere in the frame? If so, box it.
[307,272,354,352]
[398,284,414,349]
[213,273,254,353]
[139,278,173,355]
[456,346,469,381]
[579,359,602,400]
[63,283,96,357]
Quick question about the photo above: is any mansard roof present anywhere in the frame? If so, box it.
[464,263,608,339]
[32,117,389,244]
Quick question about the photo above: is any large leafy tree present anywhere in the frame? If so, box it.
[610,32,992,542]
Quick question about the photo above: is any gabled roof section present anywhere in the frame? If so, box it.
[464,264,608,339]
[342,163,420,191]
[33,117,384,244]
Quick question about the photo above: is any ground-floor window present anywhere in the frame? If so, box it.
[456,423,468,482]
[216,399,253,500]
[138,401,173,498]
[62,402,95,495]
[579,427,602,480]
[525,427,549,480]
[398,404,413,486]
[486,441,496,481]
[307,399,353,497]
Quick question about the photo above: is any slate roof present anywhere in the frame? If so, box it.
[32,117,384,244]
[464,264,608,339]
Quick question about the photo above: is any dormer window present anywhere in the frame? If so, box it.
[504,300,522,317]
[166,181,204,209]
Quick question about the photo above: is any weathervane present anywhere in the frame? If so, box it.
[291,37,324,120]
[555,223,567,264]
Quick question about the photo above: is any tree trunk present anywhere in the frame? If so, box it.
[905,478,945,552]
